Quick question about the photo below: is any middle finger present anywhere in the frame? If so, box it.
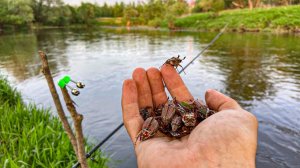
[132,68,153,108]
[146,67,168,107]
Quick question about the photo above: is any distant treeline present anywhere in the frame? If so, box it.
[0,0,126,28]
[0,0,299,29]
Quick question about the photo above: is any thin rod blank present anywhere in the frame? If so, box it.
[179,24,228,74]
[72,123,124,168]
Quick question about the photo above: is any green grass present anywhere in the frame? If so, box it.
[96,17,124,26]
[0,77,107,168]
[173,5,300,32]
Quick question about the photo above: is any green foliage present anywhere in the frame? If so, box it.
[46,6,72,26]
[0,77,107,167]
[199,0,225,13]
[112,2,125,17]
[0,77,22,106]
[192,0,203,13]
[77,3,96,25]
[0,0,33,27]
[174,5,300,31]
[168,0,189,16]
[124,4,139,22]
[30,0,63,24]
[30,0,79,26]
[165,0,188,28]
[28,1,124,26]
[1,0,298,30]
[148,18,163,28]
[122,0,188,28]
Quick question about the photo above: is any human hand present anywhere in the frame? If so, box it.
[122,64,258,168]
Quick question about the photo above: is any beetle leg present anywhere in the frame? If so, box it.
[170,131,180,137]
[178,64,186,74]
[175,67,180,73]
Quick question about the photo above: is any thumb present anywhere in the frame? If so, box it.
[205,89,242,112]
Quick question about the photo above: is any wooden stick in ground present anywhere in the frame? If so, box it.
[61,87,88,168]
[38,51,79,157]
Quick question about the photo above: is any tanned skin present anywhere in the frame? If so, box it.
[122,64,258,168]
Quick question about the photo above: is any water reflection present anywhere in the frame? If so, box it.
[0,33,39,81]
[0,28,299,167]
[204,33,277,106]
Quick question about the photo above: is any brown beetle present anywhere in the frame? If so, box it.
[165,55,186,68]
[181,112,197,127]
[164,55,186,73]
[170,125,193,138]
[161,100,176,126]
[138,96,216,141]
[171,115,182,132]
[154,104,164,116]
[139,106,154,120]
[193,99,209,118]
[136,117,159,143]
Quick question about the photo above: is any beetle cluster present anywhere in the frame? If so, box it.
[137,99,216,142]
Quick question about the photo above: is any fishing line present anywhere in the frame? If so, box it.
[72,23,228,168]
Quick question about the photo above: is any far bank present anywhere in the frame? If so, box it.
[97,5,300,33]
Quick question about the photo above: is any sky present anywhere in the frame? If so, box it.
[63,0,145,5]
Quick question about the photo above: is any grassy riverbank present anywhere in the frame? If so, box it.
[173,5,300,32]
[0,77,107,167]
[94,5,300,33]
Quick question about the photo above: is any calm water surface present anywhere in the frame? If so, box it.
[0,28,299,168]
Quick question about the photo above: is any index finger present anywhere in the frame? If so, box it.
[161,64,193,102]
[122,79,143,143]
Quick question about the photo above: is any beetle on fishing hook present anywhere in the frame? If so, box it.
[164,55,186,73]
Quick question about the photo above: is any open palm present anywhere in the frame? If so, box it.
[122,65,258,168]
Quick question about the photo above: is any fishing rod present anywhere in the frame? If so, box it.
[72,23,228,168]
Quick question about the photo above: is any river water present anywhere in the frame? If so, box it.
[0,28,299,167]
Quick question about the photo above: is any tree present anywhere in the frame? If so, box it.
[46,5,72,26]
[67,5,80,24]
[166,0,189,29]
[77,3,96,25]
[124,4,139,22]
[199,0,225,14]
[30,0,64,23]
[192,0,203,13]
[113,2,124,17]
[248,0,253,10]
[0,0,33,27]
